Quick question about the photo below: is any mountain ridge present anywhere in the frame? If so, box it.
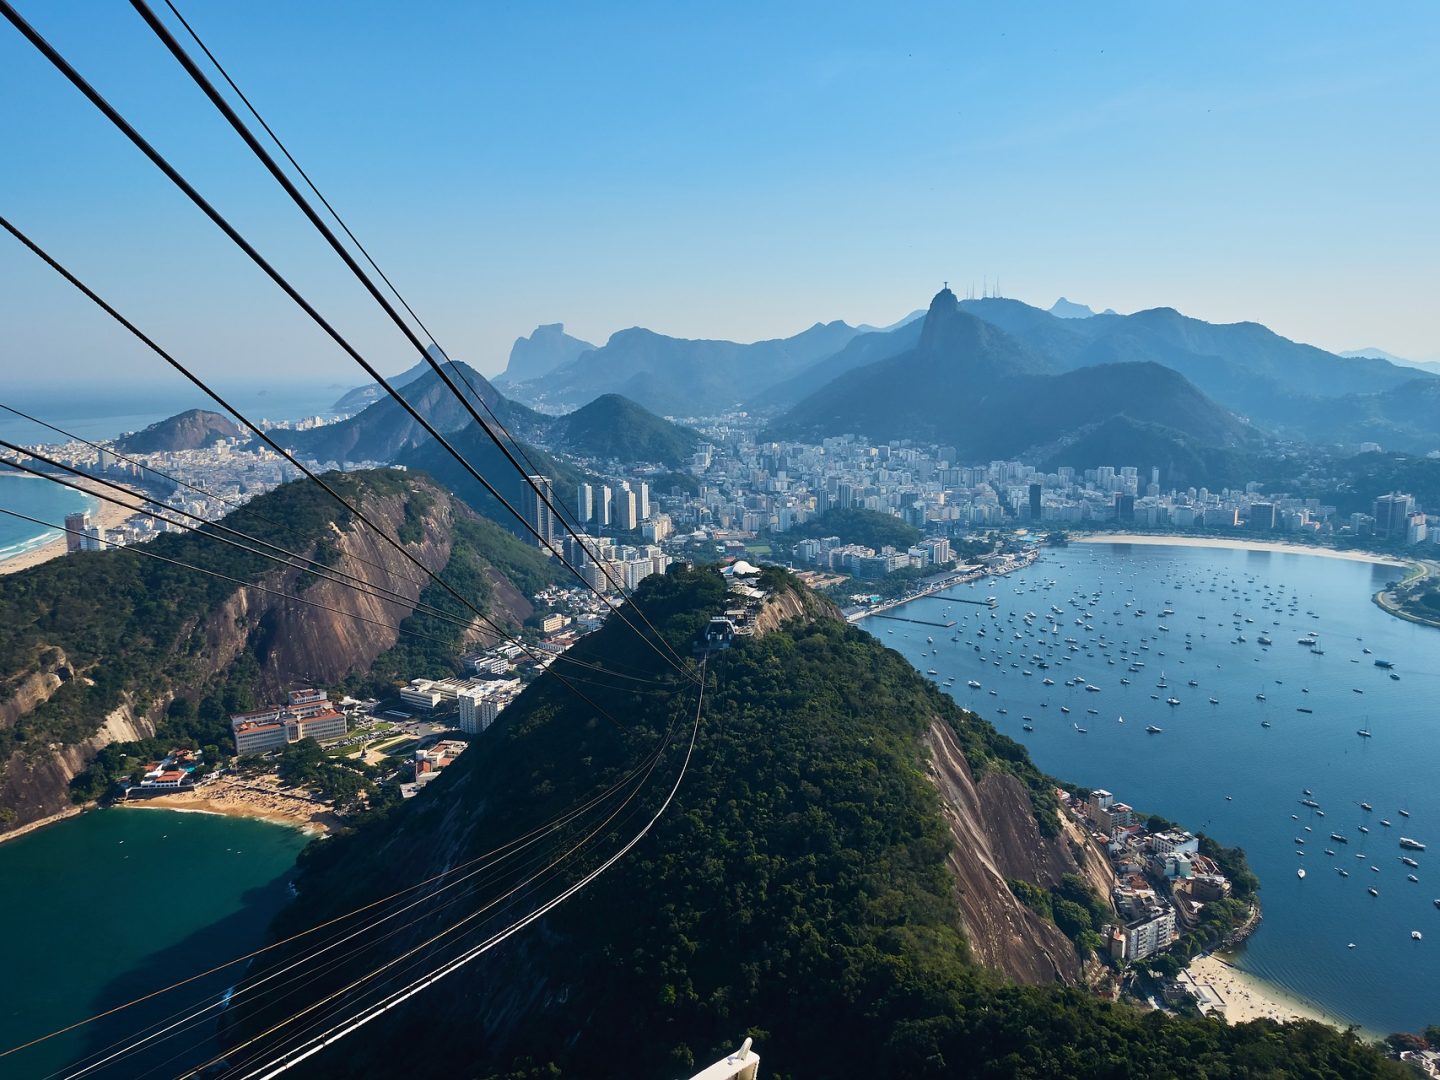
[221,567,1402,1079]
[769,289,1261,471]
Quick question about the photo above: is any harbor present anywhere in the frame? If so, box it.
[866,538,1440,1034]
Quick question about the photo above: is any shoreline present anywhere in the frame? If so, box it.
[0,803,89,845]
[1071,533,1409,568]
[0,476,135,577]
[1182,952,1366,1033]
[118,774,341,836]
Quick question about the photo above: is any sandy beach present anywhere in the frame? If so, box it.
[122,773,340,836]
[0,480,137,576]
[1073,533,1409,568]
[1182,952,1354,1029]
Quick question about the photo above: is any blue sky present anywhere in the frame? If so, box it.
[2,0,1437,389]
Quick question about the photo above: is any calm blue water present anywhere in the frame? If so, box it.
[0,809,305,1077]
[0,380,353,445]
[868,542,1440,1035]
[0,473,97,562]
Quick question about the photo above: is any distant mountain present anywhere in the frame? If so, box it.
[1341,346,1410,364]
[770,288,1260,471]
[273,362,544,465]
[952,297,1439,446]
[547,394,698,466]
[1048,297,1096,319]
[502,320,866,415]
[747,318,924,411]
[114,409,241,453]
[330,346,446,413]
[395,424,587,534]
[857,308,926,333]
[493,323,597,388]
[1036,415,1259,489]
[1342,348,1440,377]
[1288,377,1440,454]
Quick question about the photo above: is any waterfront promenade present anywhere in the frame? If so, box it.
[845,547,1040,623]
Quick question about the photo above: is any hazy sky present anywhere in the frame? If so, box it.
[3,0,1437,390]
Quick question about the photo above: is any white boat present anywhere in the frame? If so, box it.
[1296,868,1306,879]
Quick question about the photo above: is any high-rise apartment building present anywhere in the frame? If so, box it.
[616,487,638,530]
[1373,492,1414,537]
[64,512,90,553]
[519,475,556,548]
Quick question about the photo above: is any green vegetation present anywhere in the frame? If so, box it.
[241,569,1400,1078]
[776,507,919,550]
[276,738,373,808]
[359,513,557,694]
[0,474,375,763]
[0,469,552,802]
[550,393,700,466]
[1009,874,1111,959]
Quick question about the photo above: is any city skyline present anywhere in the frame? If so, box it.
[2,0,1437,390]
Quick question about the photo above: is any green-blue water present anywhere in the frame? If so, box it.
[0,474,96,564]
[0,809,305,1076]
[871,542,1440,1034]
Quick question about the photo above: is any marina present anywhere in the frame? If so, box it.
[865,539,1440,1034]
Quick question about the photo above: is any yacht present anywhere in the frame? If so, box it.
[1400,837,1427,851]
[1146,724,1162,734]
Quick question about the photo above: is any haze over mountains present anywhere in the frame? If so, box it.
[312,285,1440,509]
[768,289,1263,484]
[469,286,1439,457]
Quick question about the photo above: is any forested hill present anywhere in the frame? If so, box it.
[113,409,241,453]
[226,568,1400,1079]
[547,392,699,466]
[0,470,556,835]
[776,506,919,550]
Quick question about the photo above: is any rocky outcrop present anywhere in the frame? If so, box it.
[749,582,829,635]
[923,718,1115,984]
[0,477,533,837]
[0,703,155,830]
[114,409,241,453]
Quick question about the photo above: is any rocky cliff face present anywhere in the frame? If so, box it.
[0,477,532,836]
[924,719,1114,983]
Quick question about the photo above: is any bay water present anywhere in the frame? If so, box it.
[0,809,306,1076]
[869,541,1439,1034]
